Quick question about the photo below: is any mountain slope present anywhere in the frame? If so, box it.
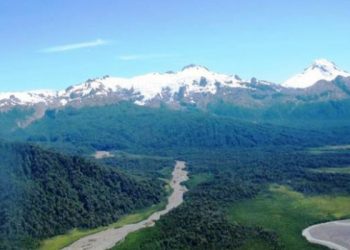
[283,59,350,88]
[9,103,337,155]
[208,98,350,128]
[0,141,165,249]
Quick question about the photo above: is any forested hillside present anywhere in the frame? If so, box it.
[1,102,350,250]
[7,102,344,154]
[0,141,166,250]
[0,108,34,136]
[208,99,350,128]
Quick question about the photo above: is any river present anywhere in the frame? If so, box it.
[303,220,350,250]
[63,161,188,250]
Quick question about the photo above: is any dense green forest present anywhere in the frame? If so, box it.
[115,147,350,249]
[207,99,350,128]
[0,108,34,136]
[1,102,350,249]
[0,141,168,250]
[97,152,174,180]
[5,102,349,155]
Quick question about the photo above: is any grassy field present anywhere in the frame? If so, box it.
[158,166,174,180]
[185,172,213,189]
[308,144,350,154]
[309,166,350,174]
[106,150,173,160]
[238,239,276,250]
[228,185,350,250]
[111,227,160,250]
[39,202,166,250]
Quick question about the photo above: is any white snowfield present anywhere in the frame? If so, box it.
[283,59,350,89]
[0,65,248,107]
[63,161,189,250]
[2,60,350,108]
[302,219,350,250]
[63,65,247,103]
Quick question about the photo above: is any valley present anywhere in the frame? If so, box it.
[3,2,350,249]
[62,161,188,250]
[1,61,350,250]
[2,101,350,249]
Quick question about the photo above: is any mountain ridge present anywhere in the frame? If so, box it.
[1,60,350,111]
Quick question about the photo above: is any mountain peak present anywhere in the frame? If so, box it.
[311,59,340,72]
[283,59,350,88]
[312,58,335,67]
[181,64,210,72]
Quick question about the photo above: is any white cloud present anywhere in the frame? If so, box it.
[118,54,176,61]
[40,39,109,53]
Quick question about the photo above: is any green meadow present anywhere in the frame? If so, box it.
[39,202,166,250]
[308,144,350,154]
[228,185,350,250]
[185,172,213,189]
[309,166,350,174]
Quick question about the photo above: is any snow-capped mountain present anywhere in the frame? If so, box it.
[0,65,262,110]
[1,60,350,112]
[283,59,350,88]
[0,90,58,109]
[61,65,248,105]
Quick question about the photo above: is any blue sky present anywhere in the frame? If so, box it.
[1,0,350,91]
